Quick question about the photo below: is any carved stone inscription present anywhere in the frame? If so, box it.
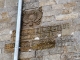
[5,41,30,52]
[32,38,55,50]
[11,23,70,41]
[22,7,43,28]
[5,43,15,52]
[5,23,70,52]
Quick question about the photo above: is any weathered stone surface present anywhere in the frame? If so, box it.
[0,0,80,60]
[1,12,9,19]
[3,53,13,60]
[5,0,18,7]
[43,9,63,16]
[42,16,54,22]
[42,5,52,12]
[0,34,11,41]
[22,7,43,28]
[0,29,11,35]
[52,4,65,9]
[56,13,78,20]
[0,49,2,54]
[23,2,39,10]
[0,0,4,8]
[64,2,76,8]
[67,46,77,52]
[20,51,35,59]
[39,0,55,6]
[62,29,72,35]
[43,54,60,60]
[0,53,3,59]
[0,41,5,48]
[62,8,73,14]
[24,0,30,3]
[49,47,63,54]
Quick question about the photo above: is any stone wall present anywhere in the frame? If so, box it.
[0,0,18,60]
[0,0,80,60]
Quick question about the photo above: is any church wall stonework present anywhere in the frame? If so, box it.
[0,0,80,60]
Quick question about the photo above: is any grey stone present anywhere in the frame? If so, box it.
[5,0,18,8]
[3,53,13,60]
[0,41,5,48]
[30,57,43,60]
[30,0,38,2]
[42,49,49,56]
[55,0,70,4]
[43,54,60,60]
[49,47,63,54]
[23,2,39,10]
[36,50,43,57]
[19,51,35,59]
[0,34,11,41]
[42,5,52,12]
[0,49,2,54]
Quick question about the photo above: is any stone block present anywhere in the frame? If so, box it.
[43,11,54,16]
[30,57,43,60]
[55,0,70,4]
[0,29,11,35]
[52,4,65,9]
[49,47,63,54]
[67,46,77,53]
[42,5,52,12]
[62,29,72,35]
[64,2,76,8]
[39,0,55,7]
[8,10,17,18]
[43,54,60,60]
[30,0,38,2]
[56,13,78,20]
[5,0,18,8]
[36,50,43,57]
[23,2,39,10]
[0,41,5,48]
[0,0,4,8]
[42,16,54,22]
[0,34,11,41]
[0,49,2,54]
[3,53,13,60]
[62,8,73,14]
[20,51,35,59]
[42,49,49,56]
[0,53,3,59]
[1,12,9,19]
[43,9,63,16]
[24,0,30,3]
[0,23,11,31]
[61,53,73,60]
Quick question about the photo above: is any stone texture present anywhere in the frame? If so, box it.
[0,49,2,54]
[64,2,76,8]
[0,34,11,41]
[23,2,39,10]
[42,16,54,22]
[0,41,5,48]
[0,0,4,8]
[20,51,35,59]
[0,0,80,60]
[5,0,18,8]
[43,54,60,60]
[42,5,52,12]
[56,13,78,20]
[52,4,65,9]
[62,29,72,35]
[39,0,55,7]
[3,53,13,60]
